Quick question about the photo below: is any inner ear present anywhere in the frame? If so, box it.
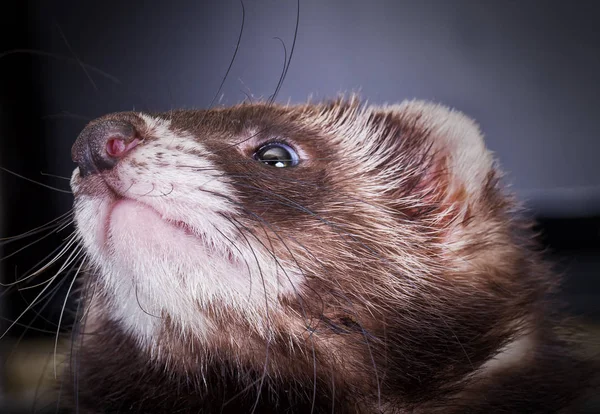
[374,101,498,220]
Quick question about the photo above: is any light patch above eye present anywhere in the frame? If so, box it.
[254,142,300,168]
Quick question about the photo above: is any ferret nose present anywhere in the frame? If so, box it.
[71,119,141,177]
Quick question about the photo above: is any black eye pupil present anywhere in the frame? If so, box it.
[260,147,291,167]
[255,143,298,168]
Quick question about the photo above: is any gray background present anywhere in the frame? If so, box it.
[20,0,600,218]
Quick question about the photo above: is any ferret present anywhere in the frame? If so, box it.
[66,97,595,413]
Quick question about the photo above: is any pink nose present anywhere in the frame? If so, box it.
[72,118,141,177]
[106,136,141,158]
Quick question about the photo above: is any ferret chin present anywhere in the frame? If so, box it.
[65,97,596,413]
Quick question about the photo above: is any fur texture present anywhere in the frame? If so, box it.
[66,98,595,413]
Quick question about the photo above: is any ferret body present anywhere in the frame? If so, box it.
[66,98,593,413]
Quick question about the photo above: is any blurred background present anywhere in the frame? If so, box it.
[1,0,599,412]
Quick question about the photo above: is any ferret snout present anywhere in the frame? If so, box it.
[72,118,141,177]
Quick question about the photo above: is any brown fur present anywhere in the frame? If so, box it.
[65,99,596,413]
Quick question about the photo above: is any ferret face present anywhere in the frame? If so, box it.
[71,99,535,400]
[71,108,311,341]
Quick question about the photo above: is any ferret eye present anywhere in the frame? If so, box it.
[254,143,299,168]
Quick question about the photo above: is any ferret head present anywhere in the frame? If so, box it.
[70,98,546,407]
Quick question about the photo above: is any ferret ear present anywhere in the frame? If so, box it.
[314,97,501,219]
[373,101,501,219]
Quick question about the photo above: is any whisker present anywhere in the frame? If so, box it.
[216,210,322,414]
[221,212,312,327]
[268,0,299,105]
[310,334,317,414]
[40,171,75,181]
[0,209,72,243]
[54,21,98,92]
[233,183,385,260]
[20,233,77,281]
[205,187,330,327]
[134,283,162,319]
[237,214,319,414]
[54,258,86,378]
[14,266,77,330]
[219,218,272,411]
[222,216,273,414]
[136,183,175,198]
[140,183,156,197]
[441,317,474,371]
[0,232,77,287]
[59,275,95,414]
[206,186,386,409]
[5,232,78,287]
[212,124,282,155]
[170,0,246,151]
[207,0,245,110]
[267,36,287,105]
[0,49,122,84]
[3,272,72,367]
[0,244,84,339]
[31,347,56,413]
[240,87,254,104]
[0,316,60,335]
[0,218,73,263]
[0,166,72,194]
[76,274,100,328]
[1,262,80,393]
[179,157,346,166]
[0,220,71,255]
[209,222,255,303]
